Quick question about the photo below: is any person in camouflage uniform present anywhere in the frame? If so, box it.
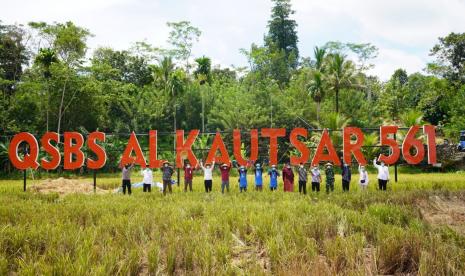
[325,163,335,193]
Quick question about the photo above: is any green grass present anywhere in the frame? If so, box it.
[0,172,465,275]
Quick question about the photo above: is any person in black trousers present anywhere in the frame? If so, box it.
[341,162,351,192]
[310,165,322,192]
[297,163,308,194]
[121,162,134,195]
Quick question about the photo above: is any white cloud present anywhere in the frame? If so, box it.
[369,48,426,80]
[2,0,464,79]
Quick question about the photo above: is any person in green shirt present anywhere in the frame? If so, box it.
[325,162,335,193]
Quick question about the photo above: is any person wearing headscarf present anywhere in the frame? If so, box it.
[282,162,295,192]
[183,161,194,192]
[238,164,249,192]
[358,164,369,190]
[268,165,280,191]
[253,162,264,191]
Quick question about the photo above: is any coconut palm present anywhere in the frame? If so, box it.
[313,46,326,71]
[327,53,358,113]
[308,70,324,124]
[307,47,327,124]
[153,56,175,90]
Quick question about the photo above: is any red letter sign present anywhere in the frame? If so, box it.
[121,132,146,167]
[423,125,437,165]
[63,132,85,170]
[206,132,230,164]
[311,129,340,166]
[261,128,286,165]
[233,129,259,166]
[149,130,164,168]
[176,130,199,168]
[289,128,309,165]
[379,126,400,165]
[343,127,367,165]
[8,132,39,170]
[402,125,425,164]
[87,132,107,169]
[41,132,61,170]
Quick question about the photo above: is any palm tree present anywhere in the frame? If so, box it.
[308,70,324,123]
[153,56,175,90]
[194,56,212,85]
[327,53,358,113]
[194,56,212,132]
[153,57,187,155]
[313,46,326,71]
[167,69,186,133]
[307,47,327,124]
[399,109,424,127]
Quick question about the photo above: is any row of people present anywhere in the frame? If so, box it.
[121,157,390,195]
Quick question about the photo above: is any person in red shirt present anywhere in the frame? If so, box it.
[219,162,232,193]
[282,162,295,192]
[183,161,194,192]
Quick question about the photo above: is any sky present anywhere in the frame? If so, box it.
[2,0,465,80]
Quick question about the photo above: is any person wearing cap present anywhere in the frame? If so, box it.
[297,163,308,195]
[183,161,194,192]
[200,160,215,193]
[268,164,280,191]
[373,157,389,191]
[161,161,174,195]
[253,162,264,191]
[121,162,134,195]
[282,162,294,192]
[325,163,335,193]
[358,164,369,190]
[237,164,249,192]
[341,161,352,192]
[141,165,153,192]
[310,164,322,192]
[219,162,232,193]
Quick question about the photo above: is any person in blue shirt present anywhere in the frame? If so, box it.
[238,165,248,192]
[253,162,264,191]
[268,164,280,191]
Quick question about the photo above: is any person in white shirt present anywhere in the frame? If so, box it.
[358,165,369,190]
[310,165,322,192]
[373,157,389,191]
[141,166,153,193]
[200,160,215,193]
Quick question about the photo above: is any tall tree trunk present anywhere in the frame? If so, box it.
[57,75,69,142]
[316,101,321,124]
[335,87,339,114]
[201,87,205,133]
[173,103,177,155]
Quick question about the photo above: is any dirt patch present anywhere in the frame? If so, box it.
[230,233,270,273]
[417,195,465,234]
[363,247,377,275]
[30,177,108,195]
